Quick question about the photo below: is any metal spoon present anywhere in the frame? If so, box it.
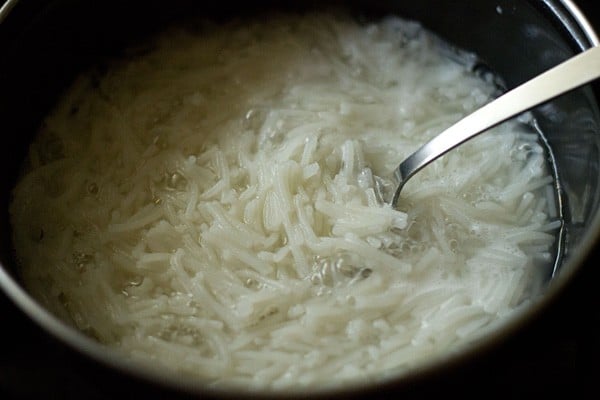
[391,45,600,207]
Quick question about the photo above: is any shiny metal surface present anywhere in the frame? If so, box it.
[0,0,19,22]
[392,45,600,207]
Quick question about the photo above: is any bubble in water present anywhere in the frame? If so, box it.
[309,252,371,286]
[152,134,169,149]
[128,276,144,287]
[167,172,185,189]
[245,278,261,289]
[243,108,264,131]
[87,182,99,195]
[360,268,372,278]
[72,251,93,271]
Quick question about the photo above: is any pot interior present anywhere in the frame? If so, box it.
[1,0,599,397]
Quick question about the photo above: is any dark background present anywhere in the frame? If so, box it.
[1,1,600,399]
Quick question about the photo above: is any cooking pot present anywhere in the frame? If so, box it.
[1,0,599,398]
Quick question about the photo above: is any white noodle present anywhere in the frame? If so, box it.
[10,12,559,391]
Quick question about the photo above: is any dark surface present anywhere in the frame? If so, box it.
[1,1,600,399]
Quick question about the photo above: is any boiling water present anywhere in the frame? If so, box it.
[9,12,561,390]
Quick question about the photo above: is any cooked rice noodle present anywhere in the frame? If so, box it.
[10,12,558,390]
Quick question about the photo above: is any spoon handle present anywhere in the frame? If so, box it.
[392,45,600,207]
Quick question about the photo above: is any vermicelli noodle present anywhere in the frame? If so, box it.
[10,12,559,390]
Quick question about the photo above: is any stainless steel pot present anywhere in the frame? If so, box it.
[1,0,599,398]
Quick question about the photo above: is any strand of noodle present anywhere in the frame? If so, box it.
[405,183,449,200]
[352,289,408,313]
[203,233,273,275]
[268,323,321,347]
[374,342,435,371]
[207,328,231,370]
[202,202,267,246]
[499,152,551,196]
[236,349,301,364]
[473,201,517,224]
[119,178,151,215]
[480,270,524,311]
[275,132,315,162]
[184,316,225,331]
[126,299,167,318]
[540,219,562,232]
[233,358,273,375]
[293,194,319,244]
[175,259,233,315]
[235,269,306,292]
[515,192,535,220]
[505,176,554,202]
[143,336,227,377]
[238,184,258,203]
[502,229,555,245]
[199,178,227,200]
[504,268,530,307]
[107,247,140,274]
[108,204,164,233]
[184,181,199,218]
[302,162,320,181]
[471,253,524,269]
[251,362,290,384]
[455,315,492,338]
[270,336,318,354]
[426,304,488,336]
[169,250,194,292]
[545,184,558,218]
[391,287,456,320]
[379,330,413,353]
[187,273,241,332]
[412,247,442,272]
[190,266,250,301]
[340,140,356,178]
[297,347,370,383]
[332,235,411,273]
[228,320,292,350]
[273,175,310,277]
[400,113,464,140]
[300,134,319,166]
[135,253,171,272]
